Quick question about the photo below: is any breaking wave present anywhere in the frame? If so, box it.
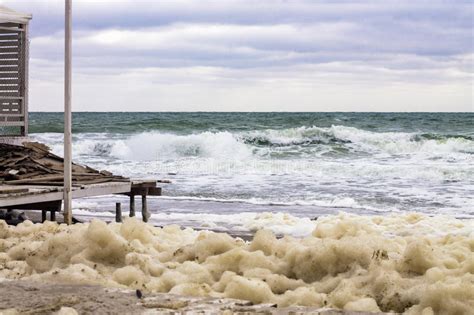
[34,125,474,162]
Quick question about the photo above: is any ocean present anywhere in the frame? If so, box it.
[29,112,474,234]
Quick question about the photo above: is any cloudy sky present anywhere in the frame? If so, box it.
[2,0,473,112]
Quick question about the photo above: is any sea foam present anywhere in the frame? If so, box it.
[1,213,472,313]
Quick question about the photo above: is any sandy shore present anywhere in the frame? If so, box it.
[0,280,383,314]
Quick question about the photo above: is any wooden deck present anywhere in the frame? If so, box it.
[0,181,131,208]
[0,142,164,224]
[0,180,163,224]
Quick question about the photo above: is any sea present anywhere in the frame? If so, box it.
[29,112,474,235]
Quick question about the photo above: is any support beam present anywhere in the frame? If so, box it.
[141,195,149,222]
[129,195,135,217]
[63,0,72,225]
[116,202,122,223]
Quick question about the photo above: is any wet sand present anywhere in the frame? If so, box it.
[0,280,385,314]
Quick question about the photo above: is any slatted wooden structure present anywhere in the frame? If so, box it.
[0,6,31,137]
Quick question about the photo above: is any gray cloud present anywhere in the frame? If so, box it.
[1,0,472,111]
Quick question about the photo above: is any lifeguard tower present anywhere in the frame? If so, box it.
[0,6,31,144]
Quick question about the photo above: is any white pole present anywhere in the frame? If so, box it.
[64,0,72,225]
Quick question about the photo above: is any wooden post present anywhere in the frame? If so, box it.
[50,209,56,221]
[41,210,46,223]
[116,202,122,223]
[141,195,149,222]
[129,195,135,217]
[63,0,73,225]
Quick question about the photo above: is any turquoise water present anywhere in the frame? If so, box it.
[29,112,474,218]
[30,112,473,135]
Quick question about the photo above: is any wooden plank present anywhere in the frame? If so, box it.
[0,41,19,47]
[5,175,65,185]
[5,117,23,121]
[124,186,161,197]
[6,200,62,212]
[148,187,162,196]
[0,34,19,40]
[0,94,20,98]
[0,67,18,72]
[8,182,64,186]
[0,36,19,42]
[0,23,21,28]
[129,187,149,195]
[0,78,18,84]
[0,59,19,65]
[1,102,21,108]
[0,121,23,126]
[0,96,22,100]
[0,91,19,95]
[0,47,19,53]
[131,180,157,188]
[0,53,19,59]
[0,27,22,33]
[1,114,24,117]
[72,182,131,199]
[0,187,28,194]
[0,79,19,85]
[0,72,19,78]
[0,182,131,208]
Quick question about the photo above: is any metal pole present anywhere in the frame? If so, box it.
[63,0,72,225]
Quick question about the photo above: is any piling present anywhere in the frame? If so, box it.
[115,202,122,223]
[141,195,149,222]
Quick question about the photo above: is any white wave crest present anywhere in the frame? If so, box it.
[31,125,474,163]
[110,131,253,161]
[242,125,474,158]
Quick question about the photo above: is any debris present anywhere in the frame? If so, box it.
[0,209,29,225]
[8,169,19,176]
[157,179,172,184]
[136,289,143,299]
[0,143,129,186]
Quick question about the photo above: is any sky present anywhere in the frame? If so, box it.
[2,0,473,112]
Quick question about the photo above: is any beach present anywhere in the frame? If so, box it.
[0,281,387,315]
[1,0,472,312]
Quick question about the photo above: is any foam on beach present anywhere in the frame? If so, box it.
[0,213,473,314]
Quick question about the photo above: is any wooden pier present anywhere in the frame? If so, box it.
[0,142,163,224]
[0,180,162,223]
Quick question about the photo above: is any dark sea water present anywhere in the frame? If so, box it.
[29,112,474,226]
